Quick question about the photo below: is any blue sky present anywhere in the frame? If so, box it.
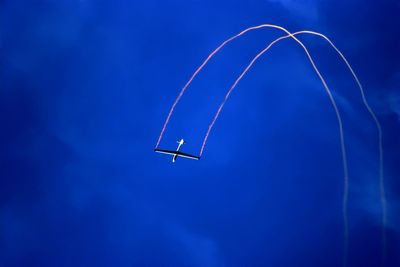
[0,0,399,266]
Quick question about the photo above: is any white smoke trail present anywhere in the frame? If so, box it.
[156,24,385,267]
[155,25,313,148]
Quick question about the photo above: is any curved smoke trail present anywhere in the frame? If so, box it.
[155,25,310,148]
[156,24,385,267]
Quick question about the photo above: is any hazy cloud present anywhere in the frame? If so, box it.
[266,0,319,20]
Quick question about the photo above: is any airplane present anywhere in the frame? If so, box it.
[154,139,200,162]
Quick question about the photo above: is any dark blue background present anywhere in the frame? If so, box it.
[1,0,399,266]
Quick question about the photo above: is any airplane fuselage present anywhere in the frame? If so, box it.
[173,139,185,162]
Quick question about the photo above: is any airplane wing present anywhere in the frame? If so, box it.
[154,149,177,156]
[174,151,200,160]
[154,149,200,160]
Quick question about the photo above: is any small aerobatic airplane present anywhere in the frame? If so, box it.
[154,139,200,162]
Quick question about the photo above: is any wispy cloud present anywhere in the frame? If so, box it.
[167,223,223,267]
[266,0,319,21]
[387,71,400,120]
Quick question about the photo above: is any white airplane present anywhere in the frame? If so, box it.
[154,139,200,162]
